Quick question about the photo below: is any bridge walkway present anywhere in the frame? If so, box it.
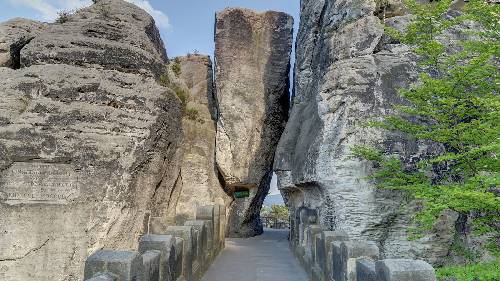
[200,228,308,281]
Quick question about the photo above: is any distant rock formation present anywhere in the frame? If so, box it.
[274,0,456,264]
[214,8,293,237]
[0,1,183,280]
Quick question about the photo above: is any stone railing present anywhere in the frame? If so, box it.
[297,226,437,281]
[82,204,226,281]
[261,216,290,229]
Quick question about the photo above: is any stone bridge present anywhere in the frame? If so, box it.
[1,0,456,280]
[82,205,437,281]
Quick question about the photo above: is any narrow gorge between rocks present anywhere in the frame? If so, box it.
[0,0,496,281]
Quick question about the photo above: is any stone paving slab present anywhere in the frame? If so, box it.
[201,229,308,281]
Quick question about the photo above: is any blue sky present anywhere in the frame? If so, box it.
[0,0,300,58]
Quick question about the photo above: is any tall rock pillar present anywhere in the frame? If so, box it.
[214,8,293,237]
[274,0,457,264]
[173,54,231,224]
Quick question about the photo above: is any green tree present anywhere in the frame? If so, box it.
[270,205,289,222]
[353,0,499,259]
[260,206,272,217]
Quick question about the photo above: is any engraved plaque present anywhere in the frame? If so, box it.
[0,162,79,205]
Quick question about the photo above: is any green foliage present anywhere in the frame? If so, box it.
[171,62,181,77]
[172,84,188,109]
[185,107,199,121]
[270,205,289,221]
[97,3,111,18]
[437,261,500,281]
[353,0,499,257]
[158,73,171,87]
[448,233,483,263]
[158,71,187,110]
[261,204,289,222]
[158,69,197,120]
[260,206,271,216]
[55,11,72,23]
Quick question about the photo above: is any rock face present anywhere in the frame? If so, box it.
[214,8,293,237]
[0,1,184,280]
[21,0,167,76]
[173,55,231,224]
[274,0,455,264]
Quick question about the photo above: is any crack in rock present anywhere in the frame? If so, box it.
[0,238,50,262]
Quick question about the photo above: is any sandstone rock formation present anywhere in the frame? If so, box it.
[214,8,293,237]
[0,1,184,280]
[173,55,231,224]
[274,0,456,264]
[21,0,167,76]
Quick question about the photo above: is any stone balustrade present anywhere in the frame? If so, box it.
[82,204,226,281]
[298,226,437,281]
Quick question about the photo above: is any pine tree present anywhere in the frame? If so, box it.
[353,0,499,258]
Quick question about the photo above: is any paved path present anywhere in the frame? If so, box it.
[201,228,309,281]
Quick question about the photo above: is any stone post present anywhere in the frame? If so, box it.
[197,220,214,265]
[304,225,322,268]
[141,250,161,281]
[376,259,436,281]
[185,220,209,272]
[138,234,178,281]
[196,205,219,254]
[218,204,226,249]
[312,233,324,281]
[192,229,201,280]
[83,250,142,281]
[213,205,222,253]
[164,226,196,281]
[315,230,349,281]
[356,258,377,281]
[333,241,379,281]
[174,239,184,280]
[320,230,349,280]
[296,207,318,259]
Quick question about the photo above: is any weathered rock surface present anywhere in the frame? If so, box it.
[21,0,168,76]
[214,8,293,237]
[173,55,231,224]
[0,1,183,281]
[274,0,456,264]
[0,18,47,68]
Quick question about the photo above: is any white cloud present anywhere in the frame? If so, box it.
[8,0,170,29]
[124,0,170,28]
[8,0,91,21]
